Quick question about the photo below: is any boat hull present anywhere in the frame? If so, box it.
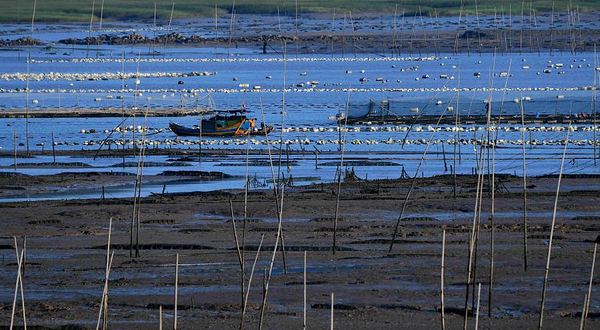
[169,118,254,137]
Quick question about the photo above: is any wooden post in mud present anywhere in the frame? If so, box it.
[174,253,179,330]
[440,230,446,330]
[538,125,571,330]
[314,149,318,169]
[51,132,56,163]
[580,235,599,329]
[303,250,307,330]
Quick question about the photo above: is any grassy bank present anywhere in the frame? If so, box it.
[0,0,599,23]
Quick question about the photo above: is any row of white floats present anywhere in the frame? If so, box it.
[79,137,599,147]
[34,56,440,64]
[1,71,217,82]
[4,85,595,95]
[78,125,599,135]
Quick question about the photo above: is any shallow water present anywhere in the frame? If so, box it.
[1,22,599,201]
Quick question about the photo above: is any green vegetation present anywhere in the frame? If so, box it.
[0,0,599,23]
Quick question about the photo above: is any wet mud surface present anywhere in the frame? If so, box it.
[0,174,599,329]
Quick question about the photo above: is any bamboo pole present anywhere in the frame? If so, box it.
[25,51,30,157]
[163,2,175,58]
[488,59,512,317]
[390,90,456,252]
[330,292,334,330]
[295,0,299,57]
[214,4,218,58]
[333,91,351,254]
[392,5,398,57]
[303,250,307,330]
[22,237,26,281]
[86,0,95,58]
[96,0,104,58]
[13,131,17,170]
[593,46,597,166]
[464,134,487,330]
[96,218,112,330]
[440,230,446,330]
[241,124,250,309]
[464,53,496,329]
[240,234,264,330]
[227,0,235,58]
[51,132,56,163]
[96,252,114,330]
[229,199,244,309]
[174,253,179,330]
[520,92,529,271]
[259,83,288,273]
[159,305,163,330]
[538,124,571,330]
[579,294,588,330]
[580,235,599,329]
[475,283,482,330]
[258,184,286,329]
[134,109,149,258]
[18,238,26,330]
[10,239,25,330]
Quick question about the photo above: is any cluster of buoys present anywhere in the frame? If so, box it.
[0,71,217,82]
[80,125,151,134]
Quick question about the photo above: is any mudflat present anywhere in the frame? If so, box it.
[1,174,598,329]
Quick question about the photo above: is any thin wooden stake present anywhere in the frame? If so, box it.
[10,239,25,330]
[13,131,17,171]
[174,253,179,330]
[520,92,529,272]
[51,132,56,163]
[258,184,286,330]
[303,250,307,330]
[229,199,244,309]
[333,91,351,254]
[440,230,446,330]
[538,124,571,330]
[96,218,112,330]
[475,283,482,330]
[579,294,588,330]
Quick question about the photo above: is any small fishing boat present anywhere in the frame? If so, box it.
[169,109,255,137]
